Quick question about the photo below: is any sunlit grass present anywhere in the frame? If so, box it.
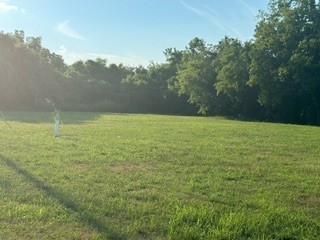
[0,112,319,239]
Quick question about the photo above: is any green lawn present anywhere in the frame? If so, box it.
[0,112,319,239]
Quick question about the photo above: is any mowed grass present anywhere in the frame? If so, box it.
[0,111,319,239]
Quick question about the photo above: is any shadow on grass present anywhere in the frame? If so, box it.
[0,154,123,239]
[3,111,129,124]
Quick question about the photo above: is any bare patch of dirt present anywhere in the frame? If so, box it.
[75,163,88,169]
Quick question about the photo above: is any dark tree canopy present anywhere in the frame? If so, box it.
[250,0,320,124]
[1,0,320,125]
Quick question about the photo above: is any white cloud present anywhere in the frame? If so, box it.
[180,0,243,38]
[0,0,24,12]
[57,45,151,66]
[180,0,203,15]
[181,0,225,30]
[57,20,87,41]
[202,3,244,38]
[237,0,257,17]
[58,45,67,55]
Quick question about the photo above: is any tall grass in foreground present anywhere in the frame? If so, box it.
[0,112,319,239]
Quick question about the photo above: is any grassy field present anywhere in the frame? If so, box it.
[0,111,319,239]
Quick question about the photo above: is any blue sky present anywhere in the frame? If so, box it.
[0,0,269,66]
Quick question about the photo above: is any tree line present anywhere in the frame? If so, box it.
[1,0,319,125]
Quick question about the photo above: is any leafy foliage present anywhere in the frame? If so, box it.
[250,0,320,124]
[1,0,320,125]
[214,37,261,118]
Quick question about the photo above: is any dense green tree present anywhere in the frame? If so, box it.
[2,4,320,127]
[0,31,65,109]
[163,48,183,94]
[176,38,230,115]
[250,0,320,124]
[62,58,132,111]
[26,36,42,52]
[123,62,195,114]
[214,37,261,118]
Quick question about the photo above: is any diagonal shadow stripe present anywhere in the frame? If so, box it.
[0,154,123,240]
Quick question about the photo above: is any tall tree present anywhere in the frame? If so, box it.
[250,0,320,124]
[214,37,261,118]
[176,38,222,115]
